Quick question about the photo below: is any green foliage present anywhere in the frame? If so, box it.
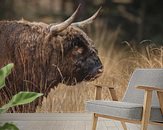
[7,92,43,108]
[0,108,6,114]
[0,63,43,130]
[0,92,43,114]
[0,63,14,89]
[0,123,19,130]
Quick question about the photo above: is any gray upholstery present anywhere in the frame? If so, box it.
[123,69,163,106]
[86,69,163,122]
[86,100,163,122]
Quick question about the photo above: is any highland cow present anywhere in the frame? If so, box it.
[0,6,103,112]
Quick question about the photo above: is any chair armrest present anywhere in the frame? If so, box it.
[94,84,114,89]
[136,86,163,92]
[137,86,163,115]
[93,84,118,101]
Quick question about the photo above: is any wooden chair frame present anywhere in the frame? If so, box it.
[91,84,163,130]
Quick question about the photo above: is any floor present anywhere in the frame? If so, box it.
[0,113,139,130]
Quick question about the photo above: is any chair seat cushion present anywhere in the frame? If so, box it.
[86,100,163,122]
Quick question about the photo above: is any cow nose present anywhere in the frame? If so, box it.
[97,66,103,73]
[98,68,103,73]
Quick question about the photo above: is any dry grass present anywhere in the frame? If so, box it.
[1,20,162,113]
[36,22,163,113]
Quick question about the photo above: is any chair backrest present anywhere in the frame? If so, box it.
[123,69,163,107]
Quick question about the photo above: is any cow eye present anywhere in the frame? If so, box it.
[72,46,84,55]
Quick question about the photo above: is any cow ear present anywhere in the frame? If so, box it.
[48,5,81,34]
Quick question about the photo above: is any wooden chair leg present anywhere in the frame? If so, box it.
[121,121,127,130]
[157,91,163,114]
[141,90,152,130]
[92,113,98,130]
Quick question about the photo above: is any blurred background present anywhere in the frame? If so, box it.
[1,0,163,112]
[1,0,163,43]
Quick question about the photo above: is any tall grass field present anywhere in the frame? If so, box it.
[0,21,162,112]
[37,22,163,112]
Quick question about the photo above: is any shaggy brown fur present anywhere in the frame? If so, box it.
[0,20,103,112]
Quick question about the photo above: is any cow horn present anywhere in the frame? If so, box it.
[72,7,102,28]
[50,4,81,33]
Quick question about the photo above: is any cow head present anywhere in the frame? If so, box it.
[46,5,103,85]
